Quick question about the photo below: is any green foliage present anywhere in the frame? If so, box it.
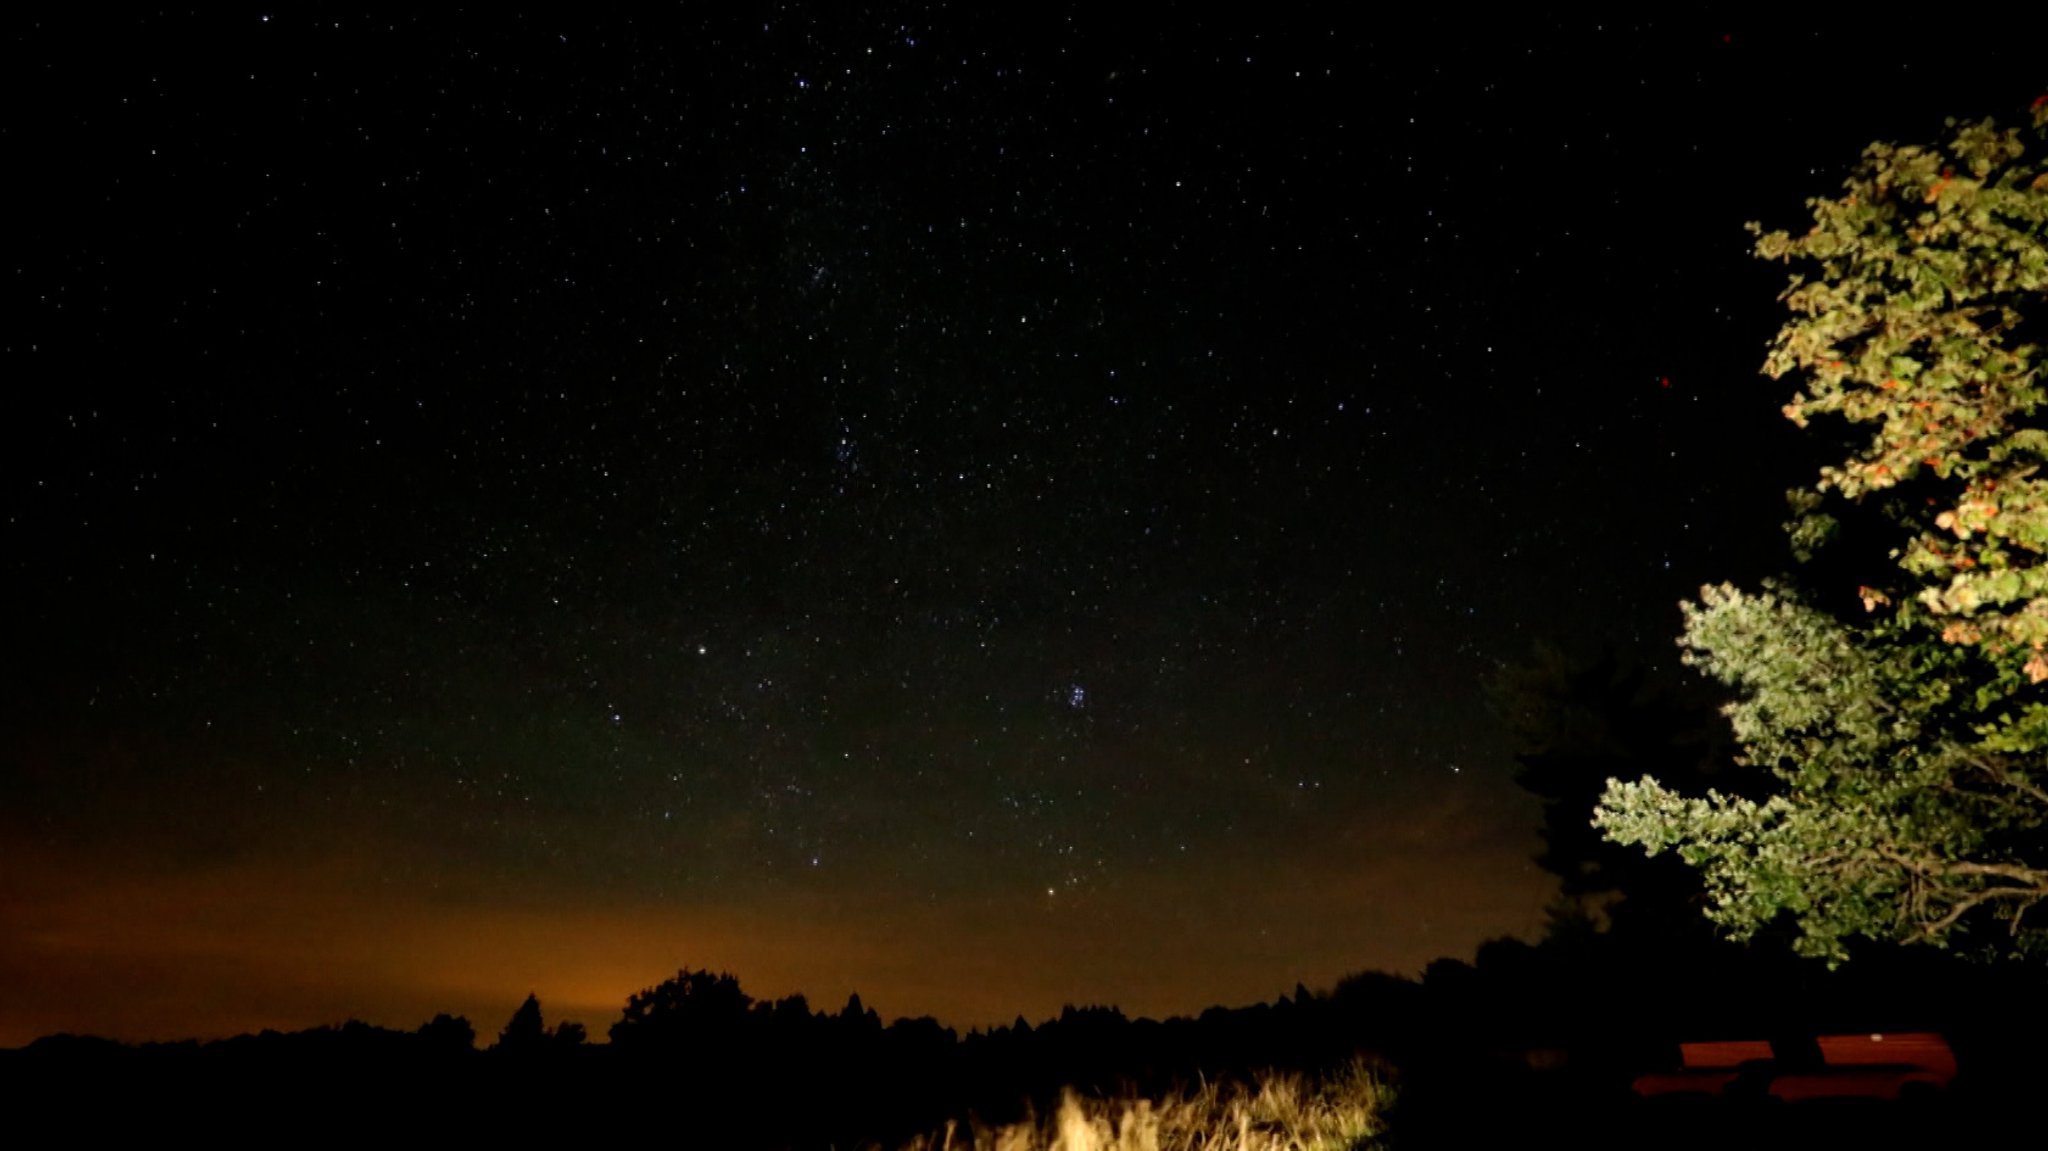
[1598,101,2048,963]
[1763,101,2048,671]
[1598,583,2048,961]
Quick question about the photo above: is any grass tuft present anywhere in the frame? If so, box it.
[898,1058,1392,1151]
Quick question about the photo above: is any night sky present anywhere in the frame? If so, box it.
[4,10,2042,1046]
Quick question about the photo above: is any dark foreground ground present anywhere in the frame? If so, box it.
[1390,1062,2011,1150]
[2,1036,2033,1150]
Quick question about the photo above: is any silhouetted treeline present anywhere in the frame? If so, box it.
[10,943,2048,1148]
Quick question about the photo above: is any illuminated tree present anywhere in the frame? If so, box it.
[1597,101,2048,962]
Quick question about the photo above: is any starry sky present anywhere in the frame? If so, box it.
[4,10,2043,1045]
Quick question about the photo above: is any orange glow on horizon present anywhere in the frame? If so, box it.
[0,814,1550,1049]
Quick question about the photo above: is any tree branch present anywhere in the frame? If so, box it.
[1913,885,2048,943]
[1959,752,2048,809]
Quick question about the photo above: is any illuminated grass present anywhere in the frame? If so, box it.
[899,1058,1392,1151]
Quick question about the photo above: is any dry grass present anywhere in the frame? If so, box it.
[897,1059,1392,1151]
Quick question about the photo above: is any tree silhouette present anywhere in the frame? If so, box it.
[836,991,882,1033]
[496,993,546,1054]
[607,968,754,1050]
[416,1012,476,1053]
[1493,644,1737,940]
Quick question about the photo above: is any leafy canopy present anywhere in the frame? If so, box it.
[1597,101,2048,963]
